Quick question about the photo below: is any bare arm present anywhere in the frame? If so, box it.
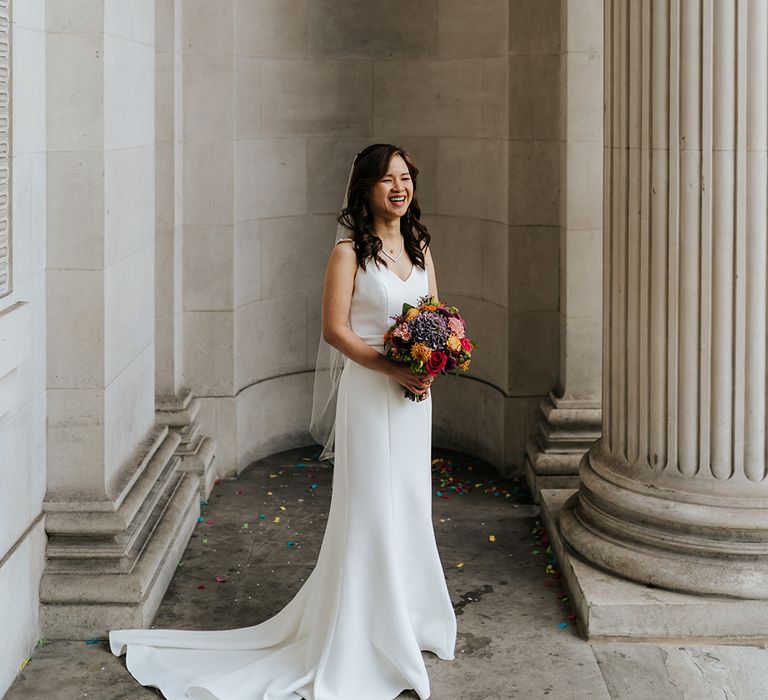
[321,240,430,396]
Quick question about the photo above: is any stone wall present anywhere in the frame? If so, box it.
[1,1,47,693]
[181,0,564,474]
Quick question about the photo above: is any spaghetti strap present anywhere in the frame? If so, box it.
[335,237,354,245]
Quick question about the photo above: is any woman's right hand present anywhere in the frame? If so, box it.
[386,361,432,397]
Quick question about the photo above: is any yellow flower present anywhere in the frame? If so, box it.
[458,359,471,371]
[446,335,462,352]
[411,342,432,362]
[405,308,419,322]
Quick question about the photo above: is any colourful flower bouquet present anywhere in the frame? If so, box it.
[383,294,475,402]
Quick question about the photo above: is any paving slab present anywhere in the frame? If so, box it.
[593,643,768,699]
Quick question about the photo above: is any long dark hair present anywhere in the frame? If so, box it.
[337,143,431,271]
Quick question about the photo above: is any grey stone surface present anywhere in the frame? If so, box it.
[9,448,767,699]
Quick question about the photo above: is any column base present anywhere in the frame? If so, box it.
[561,443,768,600]
[156,388,217,499]
[524,393,601,501]
[542,488,768,642]
[40,427,201,639]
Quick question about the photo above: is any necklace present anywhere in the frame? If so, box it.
[380,236,404,262]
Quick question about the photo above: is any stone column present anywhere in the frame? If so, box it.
[525,0,603,498]
[154,0,215,495]
[42,1,201,638]
[560,0,768,598]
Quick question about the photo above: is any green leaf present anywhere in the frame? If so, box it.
[401,302,415,315]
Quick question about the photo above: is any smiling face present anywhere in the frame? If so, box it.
[367,154,413,223]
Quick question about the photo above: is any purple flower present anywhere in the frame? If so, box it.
[409,311,449,350]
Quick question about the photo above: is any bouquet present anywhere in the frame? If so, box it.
[383,294,475,401]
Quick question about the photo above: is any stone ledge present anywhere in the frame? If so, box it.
[40,472,200,639]
[541,488,768,643]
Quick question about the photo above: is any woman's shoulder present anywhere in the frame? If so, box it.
[328,236,358,273]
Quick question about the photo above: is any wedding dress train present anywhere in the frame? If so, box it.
[109,251,457,699]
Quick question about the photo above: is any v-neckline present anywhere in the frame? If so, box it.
[379,258,415,284]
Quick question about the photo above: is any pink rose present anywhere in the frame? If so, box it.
[460,337,473,352]
[425,350,447,376]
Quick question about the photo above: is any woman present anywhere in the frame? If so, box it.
[109,144,457,699]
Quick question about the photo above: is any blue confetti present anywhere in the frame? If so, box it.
[558,622,569,629]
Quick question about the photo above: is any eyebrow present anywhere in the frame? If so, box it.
[382,172,410,177]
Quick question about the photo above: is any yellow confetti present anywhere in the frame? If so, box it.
[279,505,286,511]
[273,516,280,523]
[489,534,496,543]
[269,473,278,478]
[266,491,273,496]
[475,483,483,488]
[456,562,464,568]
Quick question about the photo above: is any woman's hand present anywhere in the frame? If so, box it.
[386,361,434,397]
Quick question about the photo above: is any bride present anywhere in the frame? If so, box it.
[109,143,457,699]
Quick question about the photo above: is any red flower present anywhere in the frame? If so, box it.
[460,337,473,352]
[425,350,447,375]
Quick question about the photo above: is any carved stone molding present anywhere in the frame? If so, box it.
[156,388,217,499]
[41,427,201,638]
[525,392,601,499]
[0,0,11,299]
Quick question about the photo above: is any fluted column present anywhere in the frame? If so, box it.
[560,0,768,598]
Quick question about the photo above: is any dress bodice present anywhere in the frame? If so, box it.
[336,239,429,353]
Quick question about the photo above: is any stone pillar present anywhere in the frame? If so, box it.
[526,0,603,498]
[560,0,768,598]
[42,1,201,638]
[154,0,215,496]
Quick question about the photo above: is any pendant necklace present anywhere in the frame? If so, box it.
[380,236,403,263]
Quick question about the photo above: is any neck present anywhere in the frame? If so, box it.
[372,217,402,247]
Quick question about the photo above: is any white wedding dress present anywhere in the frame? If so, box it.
[109,245,457,700]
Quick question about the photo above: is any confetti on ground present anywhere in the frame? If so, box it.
[488,535,496,543]
[215,576,226,583]
[287,540,297,547]
[558,622,569,629]
[273,516,281,523]
[430,457,529,501]
[279,506,286,511]
[242,523,250,529]
[310,484,318,490]
[198,584,206,590]
[456,562,465,568]
[206,519,215,525]
[267,491,273,496]
[202,538,208,544]
[85,639,100,645]
[258,513,266,520]
[19,657,31,670]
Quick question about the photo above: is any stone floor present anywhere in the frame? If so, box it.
[6,447,768,699]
